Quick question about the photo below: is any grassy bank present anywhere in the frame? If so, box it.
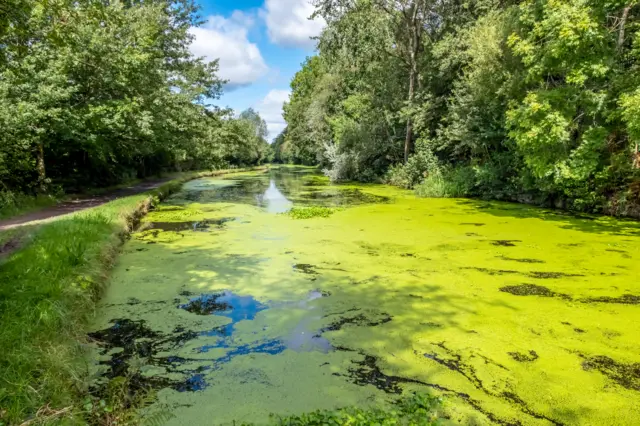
[0,168,264,425]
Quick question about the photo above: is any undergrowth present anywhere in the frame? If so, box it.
[0,167,264,425]
[271,393,443,425]
[0,190,60,220]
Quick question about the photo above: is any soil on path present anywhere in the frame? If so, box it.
[0,178,173,231]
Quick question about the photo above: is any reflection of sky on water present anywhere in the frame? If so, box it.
[186,290,332,358]
[259,179,293,214]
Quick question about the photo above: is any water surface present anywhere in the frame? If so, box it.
[89,166,640,425]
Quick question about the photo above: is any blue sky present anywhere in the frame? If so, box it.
[190,0,325,140]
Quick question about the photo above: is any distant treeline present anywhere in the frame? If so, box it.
[276,0,640,216]
[0,0,271,200]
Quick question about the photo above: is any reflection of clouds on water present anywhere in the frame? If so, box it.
[286,316,333,354]
[259,179,293,214]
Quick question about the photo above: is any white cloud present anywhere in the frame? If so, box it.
[263,0,326,48]
[189,12,268,89]
[255,89,291,141]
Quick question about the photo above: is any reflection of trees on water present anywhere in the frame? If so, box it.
[179,168,389,211]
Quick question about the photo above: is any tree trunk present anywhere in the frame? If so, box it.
[404,62,417,163]
[36,142,47,193]
[618,5,632,51]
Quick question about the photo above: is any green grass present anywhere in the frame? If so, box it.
[0,168,264,425]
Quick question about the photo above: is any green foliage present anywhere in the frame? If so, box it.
[82,376,174,426]
[0,190,59,219]
[385,140,440,189]
[284,0,640,216]
[271,393,443,425]
[0,0,268,201]
[286,206,335,219]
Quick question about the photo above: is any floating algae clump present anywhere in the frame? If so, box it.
[286,206,334,219]
[499,283,569,298]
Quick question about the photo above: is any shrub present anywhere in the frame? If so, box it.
[415,167,473,198]
[385,140,441,189]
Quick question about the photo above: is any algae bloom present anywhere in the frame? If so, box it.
[89,166,640,425]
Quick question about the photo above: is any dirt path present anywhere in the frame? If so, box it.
[0,178,173,231]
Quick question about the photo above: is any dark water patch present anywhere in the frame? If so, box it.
[347,355,424,394]
[104,299,168,308]
[491,240,521,247]
[148,217,235,233]
[461,223,486,227]
[499,256,545,264]
[605,248,632,259]
[528,271,584,279]
[581,294,640,305]
[582,355,640,391]
[559,243,582,248]
[499,284,570,299]
[321,312,392,333]
[424,343,484,391]
[88,319,210,396]
[179,177,270,206]
[179,290,194,297]
[574,328,586,333]
[508,351,539,362]
[293,263,319,275]
[180,291,268,322]
[465,232,480,237]
[606,248,628,253]
[466,267,582,280]
[179,294,231,315]
[424,342,563,425]
[464,267,519,276]
[319,265,348,272]
[359,243,380,256]
[299,188,390,206]
[135,248,148,252]
[199,338,286,358]
[90,318,161,349]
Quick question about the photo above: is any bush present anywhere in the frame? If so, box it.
[415,167,474,198]
[385,140,440,189]
[322,143,362,182]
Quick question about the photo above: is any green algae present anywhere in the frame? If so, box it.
[286,206,335,219]
[89,166,640,425]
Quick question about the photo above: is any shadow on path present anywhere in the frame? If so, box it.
[0,178,173,231]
